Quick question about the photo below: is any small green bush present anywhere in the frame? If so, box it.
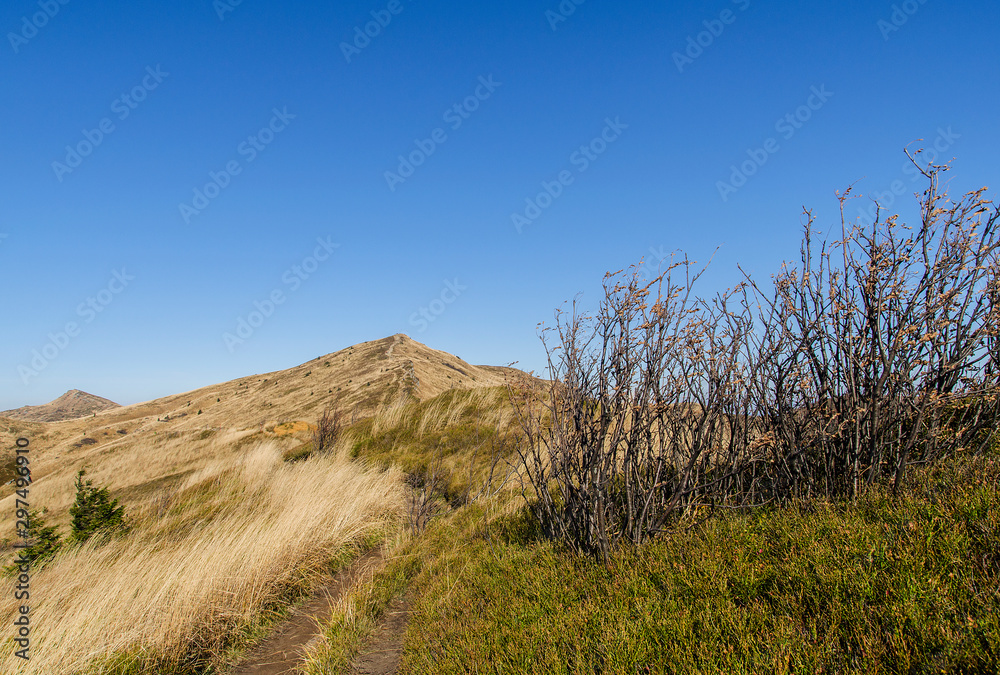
[283,442,314,463]
[70,470,127,543]
[4,509,62,575]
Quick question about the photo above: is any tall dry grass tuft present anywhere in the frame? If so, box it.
[0,441,403,674]
[370,396,411,437]
[410,387,508,438]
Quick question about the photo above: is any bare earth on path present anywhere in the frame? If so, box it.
[349,592,413,675]
[228,548,385,675]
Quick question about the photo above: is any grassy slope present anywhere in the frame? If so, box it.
[306,431,999,674]
[344,386,517,504]
[0,334,513,534]
[0,438,404,675]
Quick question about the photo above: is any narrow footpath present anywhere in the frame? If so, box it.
[229,548,385,675]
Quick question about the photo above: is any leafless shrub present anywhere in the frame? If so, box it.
[313,406,342,454]
[744,153,1000,499]
[507,254,765,560]
[406,450,445,534]
[508,156,1000,561]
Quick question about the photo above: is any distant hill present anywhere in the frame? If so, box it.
[1,389,121,422]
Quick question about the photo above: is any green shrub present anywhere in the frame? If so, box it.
[4,509,62,575]
[283,442,314,463]
[70,470,127,543]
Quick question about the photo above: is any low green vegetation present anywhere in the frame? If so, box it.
[283,441,314,463]
[308,445,999,674]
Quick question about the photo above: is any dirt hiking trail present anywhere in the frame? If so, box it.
[347,592,412,675]
[229,548,384,675]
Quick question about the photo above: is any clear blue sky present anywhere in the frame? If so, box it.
[2,0,998,409]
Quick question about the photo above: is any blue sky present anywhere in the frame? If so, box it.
[2,0,998,409]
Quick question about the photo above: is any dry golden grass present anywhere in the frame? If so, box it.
[0,440,403,674]
[412,386,506,437]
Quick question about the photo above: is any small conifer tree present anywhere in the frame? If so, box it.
[69,470,127,543]
[4,509,62,575]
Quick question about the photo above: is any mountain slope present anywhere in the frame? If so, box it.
[0,334,523,510]
[90,333,514,433]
